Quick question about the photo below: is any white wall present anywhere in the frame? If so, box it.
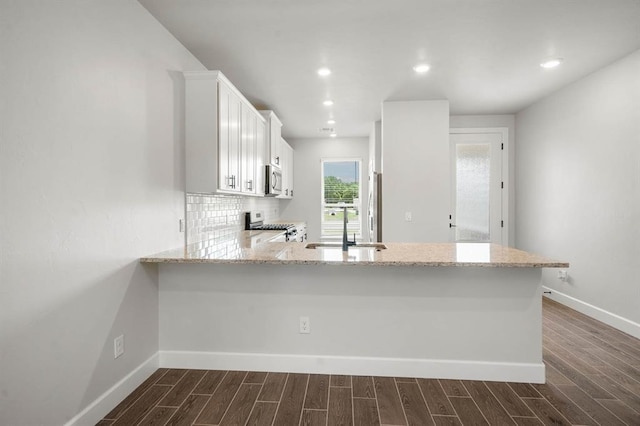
[280,137,369,242]
[450,115,516,247]
[382,100,450,242]
[0,1,204,424]
[516,50,640,333]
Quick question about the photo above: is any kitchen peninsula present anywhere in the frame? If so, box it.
[142,241,567,383]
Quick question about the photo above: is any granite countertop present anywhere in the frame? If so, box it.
[141,238,568,268]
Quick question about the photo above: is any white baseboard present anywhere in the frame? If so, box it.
[64,353,159,426]
[159,350,545,384]
[543,286,640,339]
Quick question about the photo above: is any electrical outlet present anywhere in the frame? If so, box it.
[114,335,125,358]
[405,212,412,222]
[557,270,568,282]
[299,316,310,334]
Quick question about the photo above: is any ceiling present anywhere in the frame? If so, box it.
[139,0,640,139]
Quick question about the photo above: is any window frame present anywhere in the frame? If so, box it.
[320,158,363,241]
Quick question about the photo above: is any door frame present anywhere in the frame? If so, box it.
[449,127,509,246]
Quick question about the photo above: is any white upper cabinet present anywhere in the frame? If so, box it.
[184,71,266,196]
[218,78,242,192]
[259,110,283,168]
[241,102,256,194]
[255,118,266,196]
[278,138,294,199]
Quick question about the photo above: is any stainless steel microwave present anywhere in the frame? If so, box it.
[265,165,282,196]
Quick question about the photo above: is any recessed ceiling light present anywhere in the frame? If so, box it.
[323,100,334,106]
[413,63,430,73]
[317,67,331,77]
[540,58,563,69]
[330,133,337,138]
[327,119,336,125]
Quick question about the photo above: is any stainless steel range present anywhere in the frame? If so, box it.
[245,211,302,242]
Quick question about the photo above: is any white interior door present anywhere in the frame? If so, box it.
[450,129,507,244]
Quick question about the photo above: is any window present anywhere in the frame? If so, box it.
[321,159,362,240]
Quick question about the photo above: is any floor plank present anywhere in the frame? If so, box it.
[245,401,278,426]
[417,379,456,416]
[373,376,406,425]
[137,406,177,426]
[165,394,209,426]
[431,415,462,426]
[512,417,544,426]
[531,383,597,426]
[554,384,626,426]
[438,380,469,397]
[158,369,206,407]
[396,381,434,426]
[522,398,571,426]
[156,369,187,386]
[352,376,375,398]
[194,370,246,424]
[219,383,262,426]
[328,386,353,426]
[273,373,309,425]
[244,371,268,384]
[302,409,328,426]
[111,385,171,426]
[585,372,640,413]
[193,370,227,395]
[257,372,288,402]
[331,374,351,387]
[484,381,534,417]
[596,398,640,425]
[448,396,488,425]
[462,380,514,425]
[353,398,380,426]
[304,374,330,410]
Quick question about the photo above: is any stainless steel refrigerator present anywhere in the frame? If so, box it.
[367,172,382,242]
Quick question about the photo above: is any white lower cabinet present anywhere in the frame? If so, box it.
[184,71,266,196]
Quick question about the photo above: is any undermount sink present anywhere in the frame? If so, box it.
[305,242,387,250]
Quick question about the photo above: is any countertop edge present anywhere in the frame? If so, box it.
[140,257,569,268]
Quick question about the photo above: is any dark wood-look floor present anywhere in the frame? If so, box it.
[98,298,640,425]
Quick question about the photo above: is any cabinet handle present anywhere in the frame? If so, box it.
[291,190,293,197]
[231,175,236,188]
[285,189,288,196]
[275,156,280,165]
[247,180,253,191]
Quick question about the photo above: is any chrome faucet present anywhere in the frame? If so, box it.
[342,206,356,251]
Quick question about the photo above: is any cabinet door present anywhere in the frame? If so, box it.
[278,139,294,199]
[241,104,256,194]
[289,143,294,197]
[218,81,241,192]
[270,116,282,167]
[255,118,266,196]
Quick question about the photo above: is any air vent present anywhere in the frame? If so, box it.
[319,127,335,133]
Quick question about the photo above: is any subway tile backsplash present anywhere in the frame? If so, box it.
[186,193,280,246]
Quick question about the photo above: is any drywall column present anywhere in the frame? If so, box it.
[382,100,450,242]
